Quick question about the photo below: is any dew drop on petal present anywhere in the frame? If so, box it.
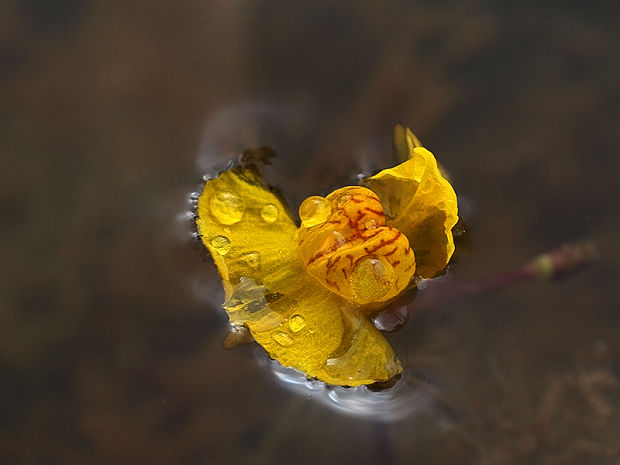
[364,218,378,230]
[260,204,279,223]
[288,314,306,332]
[210,235,231,255]
[209,190,245,225]
[299,196,331,228]
[349,256,395,304]
[239,252,261,271]
[332,231,346,246]
[272,330,294,346]
[332,192,351,208]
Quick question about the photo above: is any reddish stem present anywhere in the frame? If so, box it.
[373,241,597,331]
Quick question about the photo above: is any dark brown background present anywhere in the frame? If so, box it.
[1,1,619,464]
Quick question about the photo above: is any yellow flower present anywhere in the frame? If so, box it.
[196,125,458,386]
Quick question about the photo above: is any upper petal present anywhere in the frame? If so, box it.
[361,128,459,278]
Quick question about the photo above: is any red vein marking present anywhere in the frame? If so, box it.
[325,276,341,292]
[364,232,403,255]
[308,245,337,265]
[325,254,341,272]
[384,246,398,257]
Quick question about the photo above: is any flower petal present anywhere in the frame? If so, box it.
[196,167,402,386]
[393,123,422,163]
[361,128,459,278]
[297,186,416,307]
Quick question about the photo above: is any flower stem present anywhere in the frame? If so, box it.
[374,241,597,331]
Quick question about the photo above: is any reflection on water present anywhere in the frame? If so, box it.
[196,102,298,175]
[270,361,432,422]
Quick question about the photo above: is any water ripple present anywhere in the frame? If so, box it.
[270,360,433,422]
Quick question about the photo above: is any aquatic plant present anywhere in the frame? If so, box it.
[196,125,458,385]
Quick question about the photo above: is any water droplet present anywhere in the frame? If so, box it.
[288,314,306,332]
[349,256,395,304]
[299,196,331,228]
[272,330,294,346]
[239,252,261,271]
[260,204,279,223]
[332,231,346,246]
[209,190,245,225]
[332,191,352,208]
[364,218,378,229]
[210,235,231,255]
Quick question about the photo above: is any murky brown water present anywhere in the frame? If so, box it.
[2,1,619,464]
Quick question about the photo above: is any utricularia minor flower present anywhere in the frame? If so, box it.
[196,125,458,386]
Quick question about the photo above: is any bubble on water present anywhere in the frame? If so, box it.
[179,210,197,223]
[209,190,245,225]
[260,204,279,223]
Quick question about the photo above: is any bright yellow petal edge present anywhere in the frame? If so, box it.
[196,167,402,386]
[361,126,459,278]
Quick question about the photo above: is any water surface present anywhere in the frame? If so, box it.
[1,1,619,464]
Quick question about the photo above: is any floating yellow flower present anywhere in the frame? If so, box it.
[196,125,458,386]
